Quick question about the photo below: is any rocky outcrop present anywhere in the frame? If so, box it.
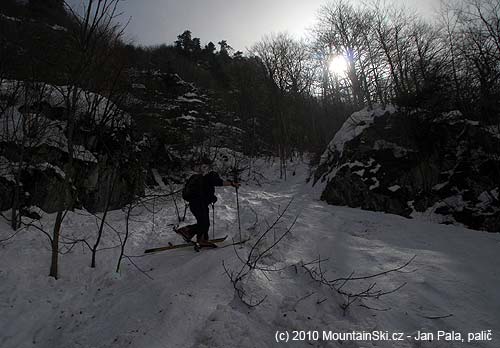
[315,107,500,232]
[0,70,257,215]
[79,159,144,213]
[0,80,145,214]
[126,70,254,175]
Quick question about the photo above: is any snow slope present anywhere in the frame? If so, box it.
[1,160,499,348]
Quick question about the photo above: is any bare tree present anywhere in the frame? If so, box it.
[315,0,373,107]
[0,80,58,230]
[48,0,127,279]
[252,33,314,179]
[454,0,500,121]
[313,0,448,109]
[438,0,467,110]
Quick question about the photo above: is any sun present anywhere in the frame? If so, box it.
[329,55,349,76]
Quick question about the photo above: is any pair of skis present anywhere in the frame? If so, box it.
[144,235,228,254]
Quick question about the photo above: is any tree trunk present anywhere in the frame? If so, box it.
[49,211,63,279]
[11,184,19,230]
[116,204,131,273]
[11,127,26,230]
[91,167,116,268]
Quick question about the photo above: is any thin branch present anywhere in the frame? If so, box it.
[0,228,23,243]
[123,255,154,280]
[418,313,453,320]
[330,255,417,283]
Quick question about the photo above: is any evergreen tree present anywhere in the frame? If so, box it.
[175,30,202,58]
[204,42,216,55]
[218,40,232,57]
[175,30,192,51]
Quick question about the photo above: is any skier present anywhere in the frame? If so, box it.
[178,168,240,246]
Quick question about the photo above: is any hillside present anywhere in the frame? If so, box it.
[0,4,278,217]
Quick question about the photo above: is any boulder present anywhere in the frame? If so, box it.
[315,107,500,232]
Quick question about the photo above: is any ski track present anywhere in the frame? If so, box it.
[1,162,499,348]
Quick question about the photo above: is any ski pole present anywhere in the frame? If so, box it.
[236,186,242,243]
[211,203,215,239]
[182,204,188,222]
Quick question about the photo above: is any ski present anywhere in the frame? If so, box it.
[218,238,250,249]
[144,235,228,254]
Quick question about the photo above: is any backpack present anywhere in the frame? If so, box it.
[182,174,204,201]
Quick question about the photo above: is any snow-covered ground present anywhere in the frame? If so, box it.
[1,160,499,348]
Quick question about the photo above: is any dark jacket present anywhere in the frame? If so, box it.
[199,171,224,205]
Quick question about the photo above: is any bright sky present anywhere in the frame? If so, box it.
[76,0,440,51]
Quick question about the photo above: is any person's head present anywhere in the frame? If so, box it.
[198,164,209,174]
[195,157,212,174]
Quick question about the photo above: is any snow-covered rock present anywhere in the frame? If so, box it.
[0,80,143,213]
[315,107,500,232]
[320,104,397,163]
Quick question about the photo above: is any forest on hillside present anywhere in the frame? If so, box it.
[3,0,500,147]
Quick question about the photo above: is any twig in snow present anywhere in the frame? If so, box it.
[301,255,416,315]
[124,255,154,281]
[0,228,23,243]
[330,255,417,284]
[292,292,315,311]
[223,199,298,308]
[418,313,454,320]
[358,303,391,311]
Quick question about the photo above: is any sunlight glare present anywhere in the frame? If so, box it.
[329,55,349,76]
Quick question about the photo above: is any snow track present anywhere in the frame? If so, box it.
[1,161,499,348]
